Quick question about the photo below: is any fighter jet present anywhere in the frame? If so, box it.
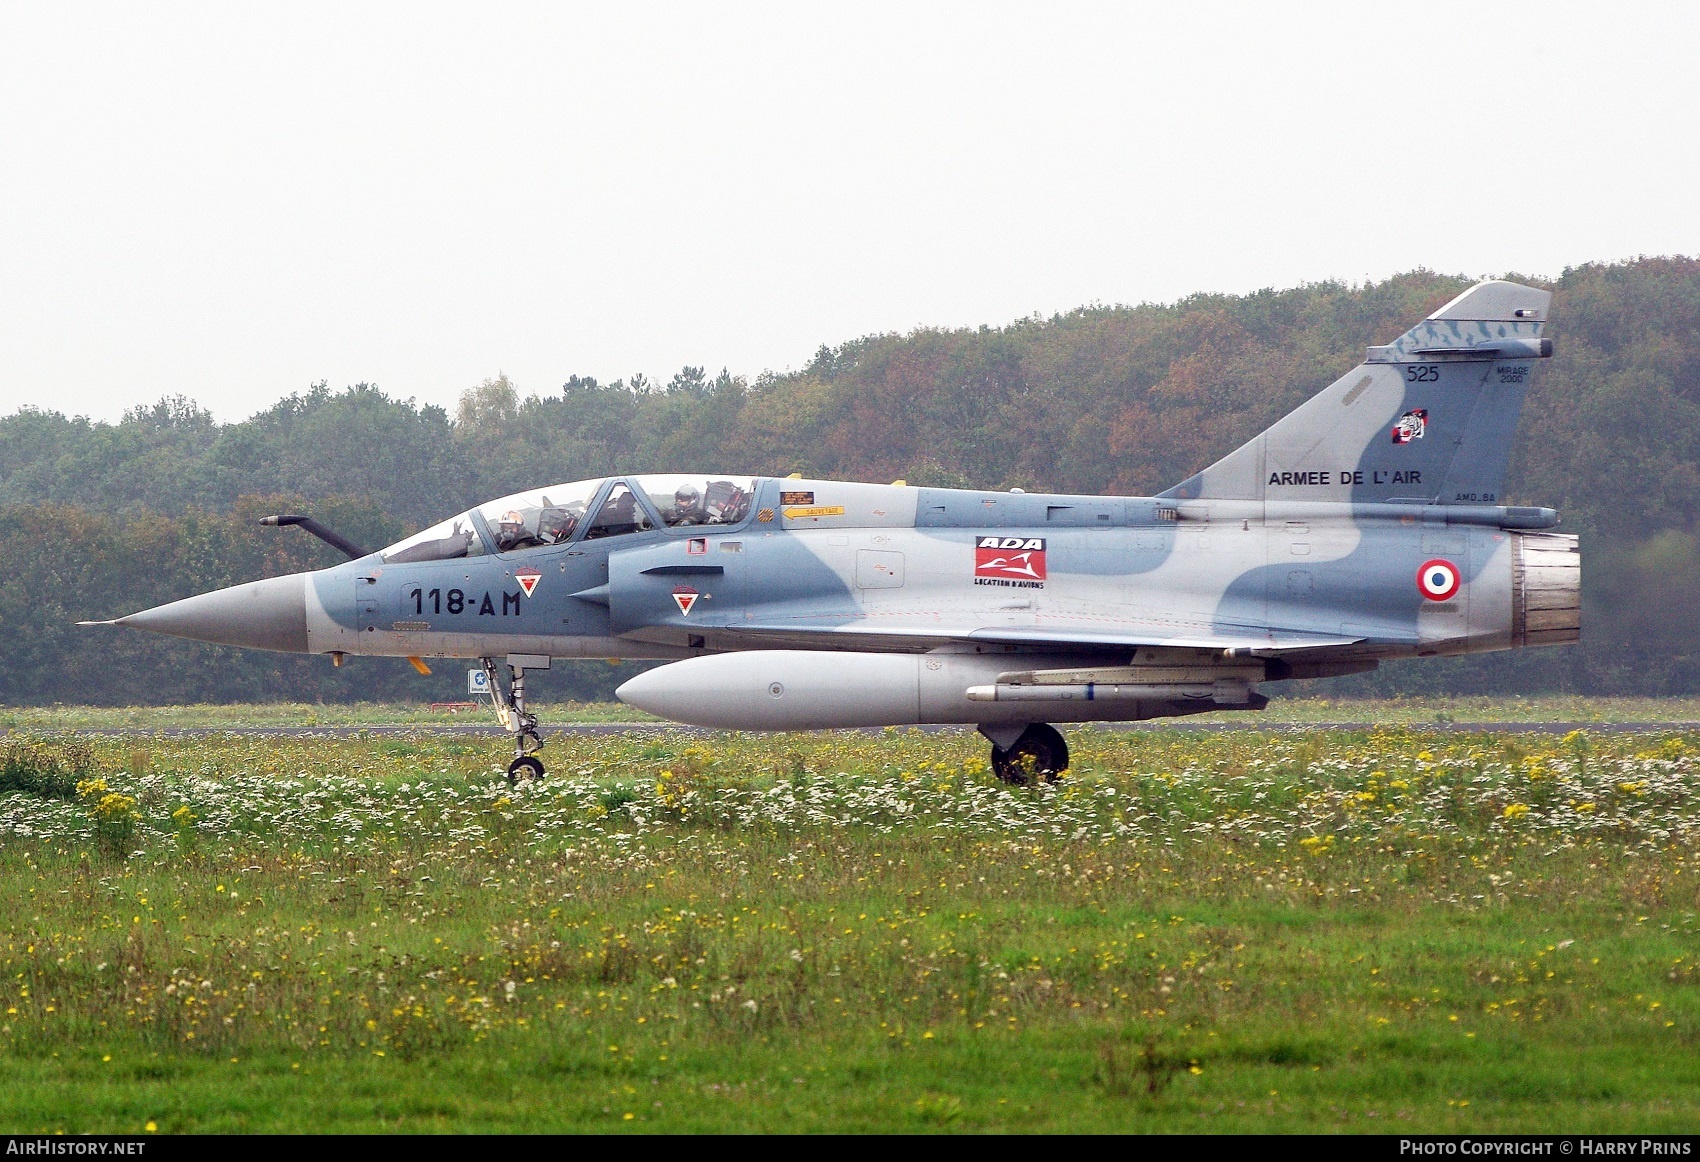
[86,280,1579,783]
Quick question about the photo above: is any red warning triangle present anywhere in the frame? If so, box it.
[514,568,541,598]
[672,586,699,616]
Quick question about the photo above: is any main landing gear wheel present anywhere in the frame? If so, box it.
[507,755,545,785]
[990,723,1070,786]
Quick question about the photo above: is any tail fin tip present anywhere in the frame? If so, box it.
[1427,279,1551,323]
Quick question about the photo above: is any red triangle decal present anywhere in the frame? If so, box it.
[514,569,540,597]
[672,588,699,616]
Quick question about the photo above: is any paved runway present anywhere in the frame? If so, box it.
[64,720,1700,737]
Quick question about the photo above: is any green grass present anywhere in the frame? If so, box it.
[1186,694,1700,725]
[6,694,1700,732]
[0,726,1696,1132]
[0,700,660,730]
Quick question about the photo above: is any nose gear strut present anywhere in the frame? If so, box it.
[479,654,551,783]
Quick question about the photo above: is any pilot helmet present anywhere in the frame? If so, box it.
[499,510,527,533]
[674,484,702,508]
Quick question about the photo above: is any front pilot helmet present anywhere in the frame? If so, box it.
[674,485,701,507]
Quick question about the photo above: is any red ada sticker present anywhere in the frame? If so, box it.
[975,536,1046,583]
[513,568,541,597]
[672,586,699,616]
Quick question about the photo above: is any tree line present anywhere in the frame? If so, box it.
[4,256,1698,704]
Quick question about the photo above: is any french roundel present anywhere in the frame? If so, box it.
[1417,558,1461,601]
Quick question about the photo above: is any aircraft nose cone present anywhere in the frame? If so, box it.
[115,573,309,653]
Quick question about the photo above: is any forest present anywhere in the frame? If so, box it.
[3,256,1697,704]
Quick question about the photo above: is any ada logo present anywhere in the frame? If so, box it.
[513,568,541,598]
[975,537,1046,588]
[1391,408,1428,445]
[1417,558,1461,601]
[672,586,700,616]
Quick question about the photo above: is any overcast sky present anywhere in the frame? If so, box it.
[2,2,1697,424]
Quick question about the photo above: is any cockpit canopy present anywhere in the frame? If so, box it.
[480,478,604,554]
[380,475,757,563]
[382,516,487,565]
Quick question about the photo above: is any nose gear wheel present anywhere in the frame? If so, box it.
[507,755,545,785]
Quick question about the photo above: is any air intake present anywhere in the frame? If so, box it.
[1512,533,1581,648]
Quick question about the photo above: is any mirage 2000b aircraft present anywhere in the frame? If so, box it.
[89,280,1580,783]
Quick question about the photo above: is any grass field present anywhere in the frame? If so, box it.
[0,700,659,731]
[1,724,1697,1133]
[8,694,1700,731]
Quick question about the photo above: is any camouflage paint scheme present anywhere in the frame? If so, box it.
[99,281,1580,742]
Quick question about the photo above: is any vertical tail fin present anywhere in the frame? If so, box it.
[1160,280,1552,505]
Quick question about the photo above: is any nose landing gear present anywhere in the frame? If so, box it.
[480,654,551,783]
[978,722,1070,785]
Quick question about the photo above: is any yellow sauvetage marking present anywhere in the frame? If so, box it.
[783,505,847,519]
